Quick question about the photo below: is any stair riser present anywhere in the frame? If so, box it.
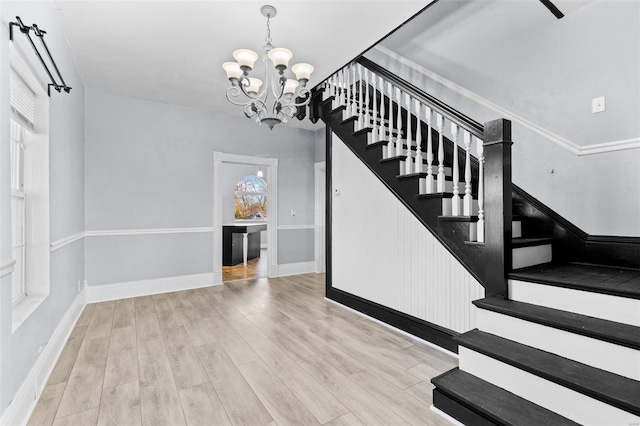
[509,279,640,326]
[512,244,552,269]
[477,309,640,380]
[459,347,638,426]
[512,221,522,238]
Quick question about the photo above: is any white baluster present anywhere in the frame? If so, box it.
[330,74,337,109]
[414,100,422,174]
[436,114,445,192]
[395,88,403,158]
[405,94,413,175]
[364,69,371,129]
[387,83,395,159]
[477,141,485,243]
[357,65,364,131]
[378,77,386,148]
[425,107,434,193]
[370,71,378,143]
[351,65,357,118]
[451,123,461,215]
[337,69,344,107]
[344,65,351,119]
[463,131,473,216]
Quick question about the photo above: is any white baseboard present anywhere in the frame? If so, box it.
[276,261,316,277]
[85,273,218,303]
[0,290,86,426]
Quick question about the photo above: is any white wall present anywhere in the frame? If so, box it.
[331,134,484,333]
[0,1,85,416]
[84,89,317,286]
[369,0,640,237]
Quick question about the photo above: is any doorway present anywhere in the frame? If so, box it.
[213,152,279,284]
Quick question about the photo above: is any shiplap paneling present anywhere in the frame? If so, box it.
[331,134,484,333]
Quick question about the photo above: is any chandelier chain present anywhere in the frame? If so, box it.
[265,15,272,44]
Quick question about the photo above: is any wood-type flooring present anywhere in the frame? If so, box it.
[28,273,457,426]
[222,249,268,282]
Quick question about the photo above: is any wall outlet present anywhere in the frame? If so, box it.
[290,209,296,216]
[592,96,605,113]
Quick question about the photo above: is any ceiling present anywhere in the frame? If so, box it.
[54,1,431,131]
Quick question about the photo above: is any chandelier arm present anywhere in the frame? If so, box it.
[225,86,258,107]
[279,104,296,117]
[272,74,285,100]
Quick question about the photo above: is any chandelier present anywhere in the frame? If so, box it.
[222,5,314,130]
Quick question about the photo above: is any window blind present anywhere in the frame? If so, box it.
[10,68,36,132]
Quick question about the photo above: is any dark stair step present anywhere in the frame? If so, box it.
[439,215,479,222]
[457,329,640,416]
[432,368,579,426]
[511,237,553,248]
[509,262,640,300]
[417,192,454,200]
[473,297,640,350]
[330,104,346,115]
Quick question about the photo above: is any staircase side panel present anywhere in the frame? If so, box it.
[331,133,485,334]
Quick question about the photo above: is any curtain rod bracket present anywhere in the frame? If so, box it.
[9,16,72,96]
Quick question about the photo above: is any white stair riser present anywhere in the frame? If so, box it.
[509,279,640,327]
[459,347,638,426]
[477,308,640,380]
[512,244,552,269]
[512,221,522,238]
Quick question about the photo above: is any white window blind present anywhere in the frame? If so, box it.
[10,68,36,132]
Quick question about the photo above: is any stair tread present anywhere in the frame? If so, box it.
[417,192,454,199]
[509,262,640,299]
[457,329,640,415]
[511,237,553,248]
[432,368,579,426]
[473,297,640,350]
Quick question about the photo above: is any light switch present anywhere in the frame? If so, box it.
[592,96,605,113]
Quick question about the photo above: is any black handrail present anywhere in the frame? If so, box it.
[356,56,484,139]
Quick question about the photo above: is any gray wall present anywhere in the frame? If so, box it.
[314,127,326,162]
[84,89,316,286]
[369,0,640,237]
[0,1,85,415]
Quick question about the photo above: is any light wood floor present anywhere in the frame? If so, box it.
[28,273,457,426]
[222,249,268,282]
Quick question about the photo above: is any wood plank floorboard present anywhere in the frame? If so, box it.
[29,273,458,425]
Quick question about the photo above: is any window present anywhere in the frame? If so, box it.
[234,175,267,220]
[9,45,51,331]
[10,118,27,304]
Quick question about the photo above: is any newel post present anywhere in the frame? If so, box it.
[483,119,513,298]
[308,87,323,124]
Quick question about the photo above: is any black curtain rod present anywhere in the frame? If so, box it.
[9,16,72,96]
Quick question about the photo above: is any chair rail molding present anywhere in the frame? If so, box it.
[1,258,16,277]
[50,232,84,252]
[372,45,640,156]
[49,228,216,252]
[85,227,215,237]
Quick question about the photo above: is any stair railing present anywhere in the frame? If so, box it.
[315,57,513,297]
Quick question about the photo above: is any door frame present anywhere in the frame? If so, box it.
[213,152,279,284]
[314,161,326,273]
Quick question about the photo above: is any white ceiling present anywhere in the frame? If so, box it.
[54,0,430,131]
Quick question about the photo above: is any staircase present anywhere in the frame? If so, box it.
[312,57,640,425]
